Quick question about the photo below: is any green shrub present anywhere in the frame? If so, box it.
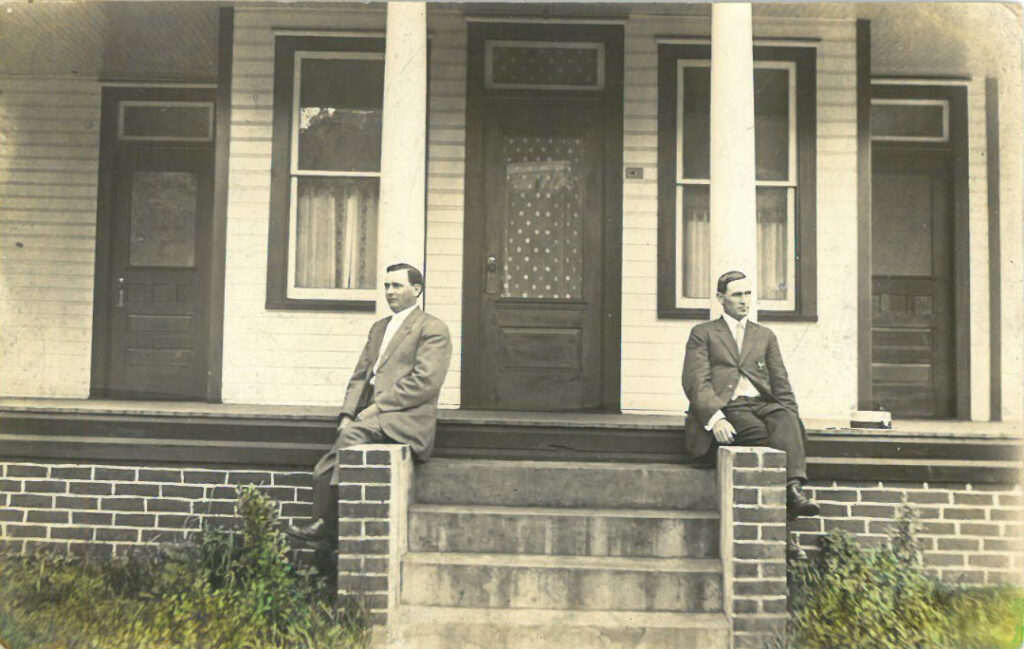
[0,485,367,649]
[789,503,1023,649]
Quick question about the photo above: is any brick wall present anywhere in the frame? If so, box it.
[719,447,789,649]
[0,462,314,556]
[333,444,412,630]
[794,480,1024,584]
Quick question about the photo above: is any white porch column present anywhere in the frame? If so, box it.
[709,3,758,319]
[377,2,427,314]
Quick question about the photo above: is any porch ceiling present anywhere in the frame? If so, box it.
[0,1,219,81]
[451,2,1019,78]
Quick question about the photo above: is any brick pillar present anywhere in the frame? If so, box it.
[718,447,788,649]
[333,443,413,633]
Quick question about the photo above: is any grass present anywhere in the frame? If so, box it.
[0,485,367,649]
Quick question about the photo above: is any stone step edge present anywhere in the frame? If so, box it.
[391,605,730,630]
[409,503,720,520]
[402,552,722,573]
[422,458,709,471]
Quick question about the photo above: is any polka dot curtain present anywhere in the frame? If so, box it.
[501,135,583,300]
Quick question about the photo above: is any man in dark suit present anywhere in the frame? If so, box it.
[682,270,818,558]
[287,262,452,544]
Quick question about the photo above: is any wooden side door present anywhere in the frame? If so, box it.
[473,101,605,410]
[871,148,955,417]
[103,143,214,399]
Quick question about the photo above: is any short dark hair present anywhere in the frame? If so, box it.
[386,263,424,290]
[716,270,747,295]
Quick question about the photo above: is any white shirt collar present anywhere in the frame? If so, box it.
[722,312,747,333]
[388,303,418,328]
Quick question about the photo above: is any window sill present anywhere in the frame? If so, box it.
[265,296,376,312]
[657,307,818,323]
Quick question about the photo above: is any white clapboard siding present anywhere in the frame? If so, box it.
[221,5,465,407]
[0,77,100,398]
[619,15,860,417]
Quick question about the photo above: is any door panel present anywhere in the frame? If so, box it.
[871,149,954,418]
[476,103,604,410]
[105,145,213,399]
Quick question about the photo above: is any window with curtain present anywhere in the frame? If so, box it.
[267,37,386,310]
[675,61,795,308]
[658,44,817,319]
[288,53,384,298]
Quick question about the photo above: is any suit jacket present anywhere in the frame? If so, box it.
[681,317,800,458]
[340,307,452,460]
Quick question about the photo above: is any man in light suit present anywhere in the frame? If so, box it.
[682,270,818,558]
[287,262,452,544]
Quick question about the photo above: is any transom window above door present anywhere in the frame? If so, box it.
[267,36,386,311]
[657,44,818,320]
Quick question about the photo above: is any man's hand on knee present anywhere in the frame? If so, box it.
[356,404,380,422]
[712,419,737,444]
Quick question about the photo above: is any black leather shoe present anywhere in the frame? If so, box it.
[786,483,821,519]
[285,518,331,543]
[787,532,808,562]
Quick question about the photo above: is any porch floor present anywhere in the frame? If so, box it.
[0,397,1018,439]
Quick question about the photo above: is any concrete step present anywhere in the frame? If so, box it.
[389,606,730,649]
[400,552,723,613]
[408,504,719,559]
[414,459,717,510]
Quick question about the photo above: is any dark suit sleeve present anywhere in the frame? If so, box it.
[339,324,379,418]
[374,318,452,413]
[765,330,799,412]
[682,326,728,427]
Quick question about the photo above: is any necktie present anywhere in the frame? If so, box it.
[735,321,744,355]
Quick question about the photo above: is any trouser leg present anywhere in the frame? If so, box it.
[755,403,807,483]
[722,401,807,483]
[309,418,388,526]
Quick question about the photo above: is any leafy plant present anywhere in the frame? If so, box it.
[0,485,367,649]
[788,502,1023,649]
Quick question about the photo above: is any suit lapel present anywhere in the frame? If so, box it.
[376,308,422,371]
[738,321,759,365]
[713,317,740,360]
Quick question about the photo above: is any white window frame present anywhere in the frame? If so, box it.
[484,40,605,91]
[285,50,384,301]
[118,100,214,142]
[673,59,797,311]
[870,98,949,143]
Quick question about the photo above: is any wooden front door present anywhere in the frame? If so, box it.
[476,102,604,410]
[95,89,215,400]
[871,148,955,417]
[462,24,623,411]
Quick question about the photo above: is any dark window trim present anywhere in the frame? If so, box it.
[656,44,817,320]
[266,35,385,312]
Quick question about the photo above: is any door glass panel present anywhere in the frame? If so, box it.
[487,42,603,90]
[871,101,947,141]
[120,102,213,141]
[502,135,583,299]
[130,171,197,267]
[872,171,933,276]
